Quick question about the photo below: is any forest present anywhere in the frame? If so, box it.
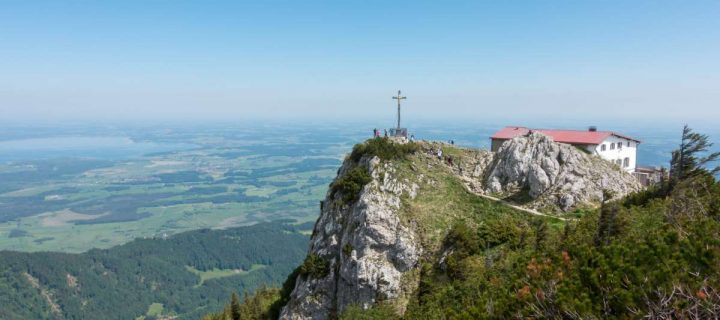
[0,221,311,319]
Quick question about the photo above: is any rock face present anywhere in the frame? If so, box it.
[280,156,421,320]
[485,132,642,210]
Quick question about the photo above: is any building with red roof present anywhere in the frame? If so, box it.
[490,126,641,172]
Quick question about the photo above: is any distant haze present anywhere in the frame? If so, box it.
[1,1,719,124]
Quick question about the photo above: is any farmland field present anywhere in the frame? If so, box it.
[0,123,366,252]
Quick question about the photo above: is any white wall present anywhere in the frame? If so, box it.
[591,136,638,172]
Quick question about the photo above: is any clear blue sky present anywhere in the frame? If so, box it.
[1,1,719,124]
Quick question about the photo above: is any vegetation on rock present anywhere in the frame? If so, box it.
[299,253,330,279]
[331,166,372,205]
[350,137,418,162]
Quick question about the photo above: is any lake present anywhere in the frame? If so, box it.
[0,136,197,162]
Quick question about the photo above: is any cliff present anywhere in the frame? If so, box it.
[280,135,643,319]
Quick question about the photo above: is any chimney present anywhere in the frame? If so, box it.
[588,126,597,132]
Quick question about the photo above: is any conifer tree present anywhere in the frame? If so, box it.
[670,125,720,186]
[230,292,242,320]
[533,220,548,252]
[595,190,620,247]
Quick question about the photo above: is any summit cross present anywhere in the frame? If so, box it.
[392,90,406,129]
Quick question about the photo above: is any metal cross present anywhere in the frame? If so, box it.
[392,90,406,129]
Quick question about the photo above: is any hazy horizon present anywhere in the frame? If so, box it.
[2,1,719,123]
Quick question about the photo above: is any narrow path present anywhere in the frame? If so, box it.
[457,176,569,221]
[419,143,569,221]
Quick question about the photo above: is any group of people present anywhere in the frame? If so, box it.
[435,147,454,165]
[372,128,386,138]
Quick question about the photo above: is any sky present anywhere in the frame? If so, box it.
[1,1,719,125]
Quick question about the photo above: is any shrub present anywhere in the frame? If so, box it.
[350,138,418,162]
[299,253,330,279]
[331,166,372,204]
[342,243,353,257]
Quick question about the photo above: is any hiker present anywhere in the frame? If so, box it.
[450,140,455,145]
[384,129,388,137]
[373,128,378,137]
[447,155,454,166]
[409,134,415,142]
[437,148,442,160]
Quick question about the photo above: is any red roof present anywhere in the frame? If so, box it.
[490,126,640,145]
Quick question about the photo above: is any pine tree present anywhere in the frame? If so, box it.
[595,201,619,247]
[533,220,548,252]
[595,190,620,247]
[670,125,720,186]
[230,292,242,320]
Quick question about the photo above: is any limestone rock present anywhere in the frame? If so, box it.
[280,156,421,320]
[484,132,642,211]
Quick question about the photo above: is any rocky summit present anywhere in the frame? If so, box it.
[484,132,642,211]
[280,136,643,319]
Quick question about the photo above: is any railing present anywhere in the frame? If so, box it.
[389,128,407,138]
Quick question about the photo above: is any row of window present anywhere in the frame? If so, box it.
[600,141,631,151]
[615,157,631,168]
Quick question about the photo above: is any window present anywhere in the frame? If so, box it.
[623,157,630,167]
[627,141,630,147]
[600,144,606,151]
[610,143,615,150]
[618,142,622,149]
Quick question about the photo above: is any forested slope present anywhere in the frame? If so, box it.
[0,221,310,320]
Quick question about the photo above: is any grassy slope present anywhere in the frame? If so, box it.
[392,142,562,251]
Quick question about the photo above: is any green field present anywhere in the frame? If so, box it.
[0,126,359,252]
[187,264,267,286]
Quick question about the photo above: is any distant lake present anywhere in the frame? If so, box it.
[0,136,197,162]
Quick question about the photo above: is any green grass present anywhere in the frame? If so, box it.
[186,264,267,287]
[391,143,561,251]
[146,303,164,317]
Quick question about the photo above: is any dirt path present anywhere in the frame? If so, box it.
[475,190,567,221]
[419,142,569,221]
[457,176,569,221]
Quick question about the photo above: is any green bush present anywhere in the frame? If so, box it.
[350,138,418,162]
[299,253,330,279]
[331,166,372,204]
[343,243,353,257]
[406,175,720,319]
